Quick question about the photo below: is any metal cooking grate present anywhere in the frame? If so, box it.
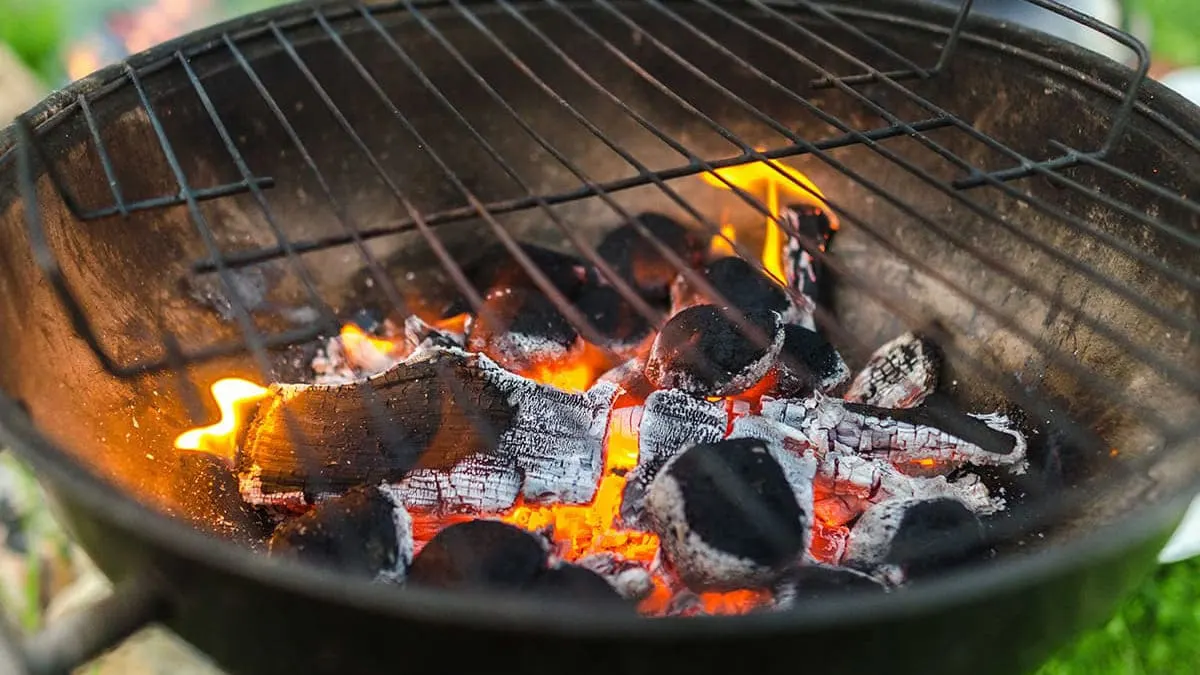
[7,0,1200,509]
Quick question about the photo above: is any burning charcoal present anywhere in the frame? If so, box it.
[407,520,549,591]
[268,485,413,582]
[814,452,1001,518]
[726,414,818,524]
[772,564,885,607]
[761,394,1028,475]
[670,256,804,324]
[598,357,655,401]
[843,497,987,577]
[844,332,942,409]
[773,324,850,396]
[597,212,706,302]
[620,389,726,527]
[454,242,591,307]
[529,564,629,606]
[781,204,837,323]
[467,286,579,373]
[577,553,655,601]
[576,284,654,356]
[645,305,784,397]
[239,348,617,512]
[403,314,464,351]
[644,438,809,591]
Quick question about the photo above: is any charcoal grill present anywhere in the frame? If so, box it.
[0,0,1198,673]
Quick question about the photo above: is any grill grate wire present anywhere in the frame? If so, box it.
[8,0,1200,543]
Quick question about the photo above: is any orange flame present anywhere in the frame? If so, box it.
[174,378,270,463]
[519,344,612,394]
[702,160,838,281]
[501,407,659,564]
[339,323,402,369]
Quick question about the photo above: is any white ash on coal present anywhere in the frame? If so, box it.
[843,497,988,579]
[268,484,413,583]
[725,414,818,530]
[576,552,656,601]
[771,563,885,608]
[670,256,806,324]
[597,211,706,303]
[620,389,726,527]
[772,324,851,396]
[814,452,1001,519]
[466,286,581,374]
[762,394,1028,474]
[781,204,838,327]
[845,332,942,409]
[645,305,784,397]
[407,519,550,591]
[644,438,809,591]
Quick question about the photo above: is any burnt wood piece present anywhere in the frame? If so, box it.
[843,497,987,578]
[239,348,617,512]
[442,242,592,317]
[268,485,413,582]
[761,394,1028,474]
[466,286,579,373]
[813,451,1000,518]
[844,332,942,409]
[772,564,885,608]
[406,520,549,591]
[646,438,809,592]
[773,324,850,396]
[576,552,655,601]
[781,204,837,326]
[597,212,706,303]
[597,357,655,402]
[645,305,785,397]
[529,564,630,606]
[576,284,654,356]
[620,389,726,527]
[403,315,465,351]
[670,256,802,323]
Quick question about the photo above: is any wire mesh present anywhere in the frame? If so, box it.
[6,0,1200,568]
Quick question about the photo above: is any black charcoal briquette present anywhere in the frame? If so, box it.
[407,520,549,591]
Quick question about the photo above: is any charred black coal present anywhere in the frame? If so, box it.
[672,256,799,322]
[645,438,808,591]
[645,305,784,397]
[576,284,654,353]
[268,485,413,582]
[466,242,592,301]
[407,520,549,591]
[466,286,578,372]
[773,324,850,396]
[772,564,885,607]
[597,212,705,302]
[529,564,628,605]
[844,497,987,577]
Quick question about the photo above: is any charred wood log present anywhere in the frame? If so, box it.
[645,305,784,397]
[645,438,809,592]
[268,485,413,582]
[761,394,1028,474]
[843,497,988,578]
[620,389,726,527]
[597,212,706,303]
[773,324,850,397]
[407,520,549,591]
[781,204,837,327]
[239,348,617,512]
[670,256,804,324]
[844,332,942,409]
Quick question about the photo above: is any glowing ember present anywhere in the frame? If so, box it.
[339,323,402,368]
[702,159,839,281]
[174,378,269,463]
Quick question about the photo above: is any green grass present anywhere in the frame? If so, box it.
[1129,0,1200,66]
[1036,557,1200,675]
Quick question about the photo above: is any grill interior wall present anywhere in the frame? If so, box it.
[0,2,1198,548]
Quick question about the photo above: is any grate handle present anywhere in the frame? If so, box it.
[0,576,167,675]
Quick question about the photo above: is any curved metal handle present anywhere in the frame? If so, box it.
[0,576,167,675]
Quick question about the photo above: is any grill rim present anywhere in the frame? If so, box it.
[0,0,1197,635]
